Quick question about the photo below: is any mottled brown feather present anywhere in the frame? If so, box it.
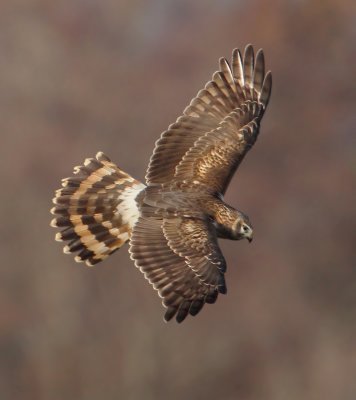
[129,212,223,323]
[145,44,272,192]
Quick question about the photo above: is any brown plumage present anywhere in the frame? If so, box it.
[50,45,272,323]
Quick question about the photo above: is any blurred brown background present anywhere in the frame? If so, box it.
[0,1,355,399]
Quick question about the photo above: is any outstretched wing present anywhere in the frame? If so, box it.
[129,214,226,323]
[145,44,272,194]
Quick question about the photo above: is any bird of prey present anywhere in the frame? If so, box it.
[50,44,272,323]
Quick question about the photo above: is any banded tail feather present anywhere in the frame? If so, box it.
[50,152,145,266]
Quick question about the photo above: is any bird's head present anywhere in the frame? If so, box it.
[233,212,253,242]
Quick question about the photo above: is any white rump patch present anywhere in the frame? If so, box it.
[117,182,146,229]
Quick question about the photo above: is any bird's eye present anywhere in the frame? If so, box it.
[243,225,249,232]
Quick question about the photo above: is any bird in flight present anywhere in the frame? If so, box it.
[51,44,272,323]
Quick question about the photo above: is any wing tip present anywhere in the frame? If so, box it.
[164,306,177,322]
[260,70,272,107]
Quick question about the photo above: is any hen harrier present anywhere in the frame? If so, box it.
[51,45,272,323]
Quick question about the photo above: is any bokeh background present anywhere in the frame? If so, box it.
[0,1,355,399]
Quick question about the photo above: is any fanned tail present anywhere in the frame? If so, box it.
[50,152,145,266]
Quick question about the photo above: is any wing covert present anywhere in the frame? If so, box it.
[174,103,261,194]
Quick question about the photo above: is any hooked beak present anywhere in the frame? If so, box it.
[247,237,253,243]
